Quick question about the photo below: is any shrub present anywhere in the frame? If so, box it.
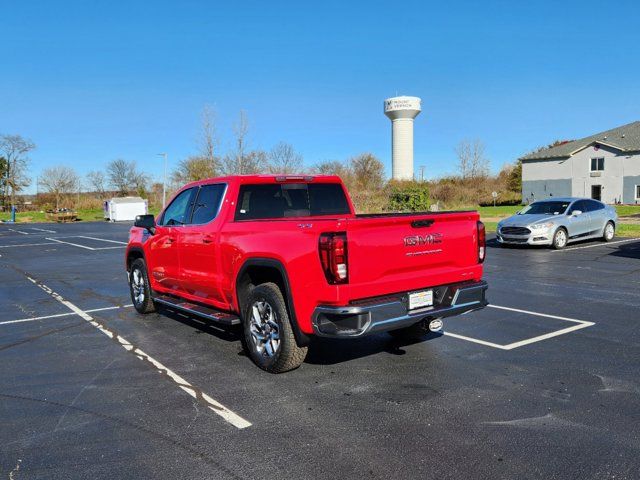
[386,181,430,212]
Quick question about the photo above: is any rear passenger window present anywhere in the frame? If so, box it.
[191,184,226,224]
[235,183,351,220]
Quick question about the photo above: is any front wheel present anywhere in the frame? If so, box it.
[129,258,156,314]
[602,221,615,242]
[242,283,307,373]
[552,228,568,250]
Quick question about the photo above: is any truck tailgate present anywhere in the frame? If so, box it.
[345,212,482,301]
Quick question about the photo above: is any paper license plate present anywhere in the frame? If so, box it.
[408,289,433,310]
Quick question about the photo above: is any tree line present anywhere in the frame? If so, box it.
[1,106,523,214]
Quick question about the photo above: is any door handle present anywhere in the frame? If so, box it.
[164,237,175,245]
[202,235,214,244]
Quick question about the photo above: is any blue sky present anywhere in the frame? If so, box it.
[2,0,639,192]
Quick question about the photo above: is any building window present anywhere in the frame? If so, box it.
[636,185,640,200]
[591,157,605,171]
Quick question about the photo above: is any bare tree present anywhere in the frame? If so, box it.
[198,104,220,175]
[350,153,385,191]
[107,159,146,196]
[0,134,35,207]
[86,170,107,197]
[455,139,490,179]
[267,142,303,174]
[222,110,252,174]
[39,166,79,210]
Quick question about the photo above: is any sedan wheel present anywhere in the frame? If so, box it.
[552,228,567,250]
[603,222,615,242]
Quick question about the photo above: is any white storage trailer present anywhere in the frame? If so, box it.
[104,197,148,222]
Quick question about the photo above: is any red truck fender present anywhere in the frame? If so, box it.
[235,258,311,347]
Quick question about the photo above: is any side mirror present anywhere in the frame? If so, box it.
[134,214,156,233]
[571,210,582,217]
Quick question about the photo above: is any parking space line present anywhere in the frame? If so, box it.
[551,238,638,252]
[0,242,58,249]
[502,322,594,349]
[487,304,587,325]
[24,275,252,429]
[0,305,133,326]
[30,228,57,233]
[8,229,29,235]
[444,303,595,350]
[77,236,127,245]
[443,332,510,350]
[45,237,96,250]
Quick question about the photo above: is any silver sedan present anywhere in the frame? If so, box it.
[496,197,617,249]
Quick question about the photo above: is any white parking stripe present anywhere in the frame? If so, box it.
[0,305,133,326]
[444,303,594,350]
[45,237,96,250]
[76,236,127,245]
[443,332,510,350]
[30,228,56,233]
[8,229,29,235]
[487,304,587,325]
[24,276,252,429]
[0,242,58,249]
[551,238,638,252]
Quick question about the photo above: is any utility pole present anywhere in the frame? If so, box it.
[419,165,426,182]
[158,153,168,207]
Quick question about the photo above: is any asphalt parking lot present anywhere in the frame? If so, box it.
[0,222,639,479]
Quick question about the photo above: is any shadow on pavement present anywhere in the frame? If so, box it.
[608,240,640,259]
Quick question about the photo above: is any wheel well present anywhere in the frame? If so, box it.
[237,265,287,315]
[126,249,144,271]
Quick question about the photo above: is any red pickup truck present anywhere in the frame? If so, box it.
[126,175,487,373]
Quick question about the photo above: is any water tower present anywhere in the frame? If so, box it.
[384,96,421,180]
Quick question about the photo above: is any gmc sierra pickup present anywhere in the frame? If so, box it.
[126,175,488,373]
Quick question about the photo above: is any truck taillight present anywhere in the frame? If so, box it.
[319,232,348,284]
[477,221,486,263]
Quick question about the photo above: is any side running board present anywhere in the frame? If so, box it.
[153,294,241,326]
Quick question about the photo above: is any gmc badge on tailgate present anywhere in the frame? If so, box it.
[403,233,443,247]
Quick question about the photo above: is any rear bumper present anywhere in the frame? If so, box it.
[311,280,488,338]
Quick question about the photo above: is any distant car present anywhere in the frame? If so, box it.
[497,197,617,249]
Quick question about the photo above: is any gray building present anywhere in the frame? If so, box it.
[521,121,640,204]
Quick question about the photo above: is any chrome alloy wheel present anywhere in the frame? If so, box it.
[605,223,615,240]
[131,268,145,306]
[249,300,280,358]
[555,229,567,248]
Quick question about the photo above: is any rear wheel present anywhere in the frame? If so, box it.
[602,221,615,242]
[129,258,156,314]
[552,228,568,250]
[242,283,307,373]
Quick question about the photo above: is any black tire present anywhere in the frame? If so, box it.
[552,227,568,250]
[388,319,442,341]
[602,221,615,242]
[129,258,156,314]
[242,283,307,373]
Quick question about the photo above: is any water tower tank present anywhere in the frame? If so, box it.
[384,96,421,180]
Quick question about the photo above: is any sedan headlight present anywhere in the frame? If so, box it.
[530,222,554,231]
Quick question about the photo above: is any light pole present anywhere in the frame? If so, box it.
[157,153,168,208]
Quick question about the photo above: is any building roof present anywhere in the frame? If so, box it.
[521,121,640,161]
[109,196,146,204]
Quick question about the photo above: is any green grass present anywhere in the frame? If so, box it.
[0,206,161,223]
[614,205,640,217]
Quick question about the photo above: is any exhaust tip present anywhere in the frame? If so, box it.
[428,318,443,332]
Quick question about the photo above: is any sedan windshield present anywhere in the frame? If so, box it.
[518,201,570,215]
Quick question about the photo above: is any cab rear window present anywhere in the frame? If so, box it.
[235,183,350,220]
